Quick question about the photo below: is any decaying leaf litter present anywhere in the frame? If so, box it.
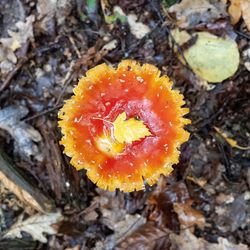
[0,0,250,249]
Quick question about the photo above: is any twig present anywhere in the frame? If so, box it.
[235,30,250,40]
[55,61,76,106]
[68,36,81,58]
[22,104,62,122]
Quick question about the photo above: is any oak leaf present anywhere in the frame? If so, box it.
[3,212,63,243]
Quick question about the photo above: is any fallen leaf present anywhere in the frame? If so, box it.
[170,229,248,250]
[0,105,42,160]
[228,0,241,24]
[56,0,75,25]
[171,29,240,82]
[114,214,146,242]
[173,199,205,230]
[168,0,227,28]
[115,222,171,250]
[0,46,17,75]
[102,40,118,52]
[100,5,150,37]
[186,176,207,187]
[37,0,57,35]
[3,212,63,243]
[227,0,250,31]
[241,0,250,31]
[96,213,146,250]
[91,190,127,229]
[37,0,74,34]
[127,14,151,39]
[0,15,35,51]
[113,112,152,144]
[215,195,247,232]
[214,126,250,150]
[100,4,127,24]
[148,181,190,228]
[89,190,146,249]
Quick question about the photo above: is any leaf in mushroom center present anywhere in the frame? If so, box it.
[113,112,152,144]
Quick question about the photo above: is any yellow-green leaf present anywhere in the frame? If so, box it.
[113,112,152,144]
[171,29,240,83]
[214,126,250,150]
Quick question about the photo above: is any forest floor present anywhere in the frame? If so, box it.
[0,0,250,249]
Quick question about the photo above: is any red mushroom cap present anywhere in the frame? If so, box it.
[58,60,190,192]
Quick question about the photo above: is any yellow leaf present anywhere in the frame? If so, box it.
[227,0,250,31]
[214,126,250,150]
[171,29,240,83]
[113,112,152,144]
[228,0,242,25]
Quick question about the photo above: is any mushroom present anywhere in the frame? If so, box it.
[58,60,190,192]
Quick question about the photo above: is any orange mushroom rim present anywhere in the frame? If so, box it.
[58,60,190,192]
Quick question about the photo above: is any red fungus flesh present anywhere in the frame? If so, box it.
[58,60,190,192]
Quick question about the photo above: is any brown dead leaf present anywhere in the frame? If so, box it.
[0,15,35,51]
[227,0,250,31]
[168,0,227,28]
[148,181,190,228]
[241,0,250,31]
[173,199,205,230]
[186,176,207,187]
[170,229,248,250]
[88,190,146,249]
[113,214,146,245]
[57,220,87,237]
[115,222,171,250]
